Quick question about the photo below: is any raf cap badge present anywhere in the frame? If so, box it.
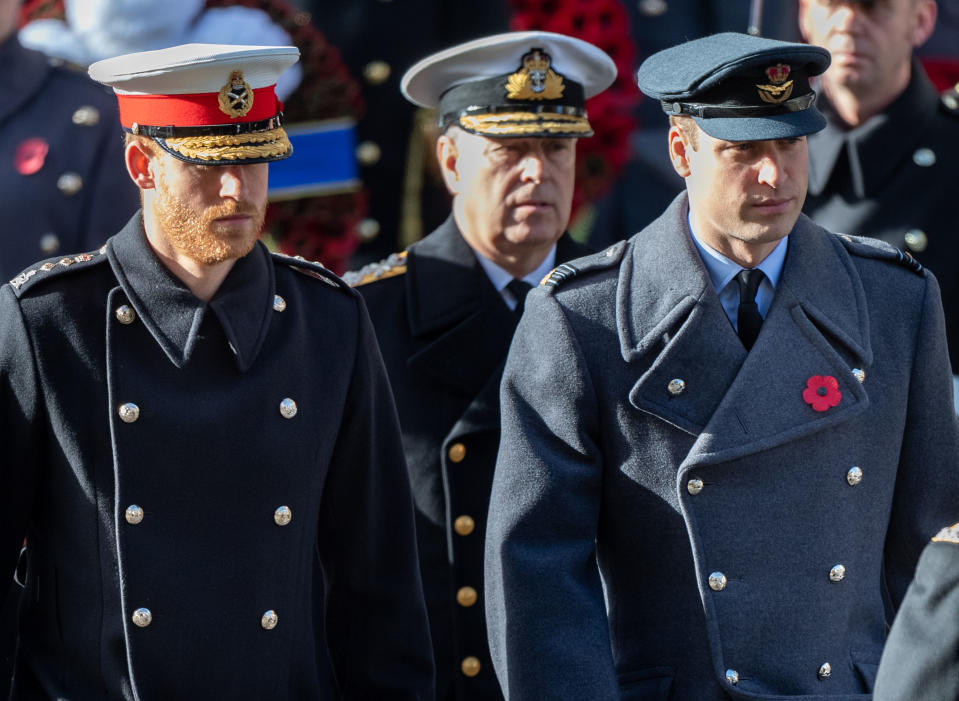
[506,49,565,101]
[218,70,254,118]
[757,63,793,105]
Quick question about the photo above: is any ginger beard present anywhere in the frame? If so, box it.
[150,159,266,266]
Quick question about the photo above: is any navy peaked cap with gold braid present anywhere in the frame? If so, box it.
[637,32,830,141]
[401,31,616,138]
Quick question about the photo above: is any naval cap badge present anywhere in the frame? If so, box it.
[218,70,254,118]
[757,63,793,105]
[506,48,565,101]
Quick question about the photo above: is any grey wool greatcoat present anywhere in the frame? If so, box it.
[485,193,959,701]
[351,215,590,701]
[0,214,434,700]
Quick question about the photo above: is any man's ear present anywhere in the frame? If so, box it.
[436,133,461,195]
[125,140,156,190]
[668,126,692,178]
[913,0,937,48]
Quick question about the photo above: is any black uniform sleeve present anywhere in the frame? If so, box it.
[316,294,434,700]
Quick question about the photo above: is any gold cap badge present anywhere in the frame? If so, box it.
[506,49,565,101]
[757,63,793,104]
[218,70,254,118]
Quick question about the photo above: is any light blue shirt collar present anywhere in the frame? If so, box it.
[688,213,788,331]
[475,246,557,311]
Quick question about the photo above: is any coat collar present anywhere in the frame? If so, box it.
[808,62,939,198]
[623,194,872,463]
[404,215,587,395]
[106,213,275,372]
[0,36,51,125]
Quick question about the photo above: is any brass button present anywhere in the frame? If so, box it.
[261,610,278,630]
[687,478,704,495]
[274,506,292,526]
[851,368,865,384]
[639,0,668,16]
[125,504,144,525]
[39,233,60,254]
[356,141,382,166]
[913,148,936,167]
[708,572,727,591]
[461,656,481,677]
[132,607,152,627]
[846,466,862,486]
[448,443,466,463]
[904,229,928,253]
[454,515,475,536]
[829,564,846,582]
[273,295,287,312]
[118,403,140,423]
[725,669,739,686]
[115,305,137,324]
[667,378,686,396]
[72,105,100,126]
[818,662,832,680]
[57,172,83,195]
[279,398,298,419]
[363,60,391,85]
[357,218,380,241]
[456,586,478,607]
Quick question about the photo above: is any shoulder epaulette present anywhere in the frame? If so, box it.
[940,84,959,117]
[9,245,109,297]
[835,233,924,276]
[932,522,959,544]
[271,252,350,292]
[342,251,408,287]
[541,240,626,291]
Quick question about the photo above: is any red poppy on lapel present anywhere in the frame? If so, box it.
[803,375,841,412]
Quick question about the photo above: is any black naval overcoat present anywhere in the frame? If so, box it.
[874,523,959,701]
[486,193,959,700]
[804,64,959,371]
[0,215,434,699]
[0,35,138,280]
[350,216,589,700]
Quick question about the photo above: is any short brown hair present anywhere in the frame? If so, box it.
[669,115,699,150]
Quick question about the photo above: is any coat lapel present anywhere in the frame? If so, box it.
[680,216,872,469]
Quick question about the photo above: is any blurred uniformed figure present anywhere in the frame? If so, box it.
[798,0,959,401]
[874,522,959,701]
[486,32,959,700]
[0,0,137,280]
[344,32,615,700]
[0,43,433,699]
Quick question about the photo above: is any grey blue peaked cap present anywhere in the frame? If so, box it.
[637,32,831,141]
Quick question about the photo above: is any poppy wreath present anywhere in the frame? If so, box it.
[20,0,366,274]
[802,375,842,412]
[509,0,640,224]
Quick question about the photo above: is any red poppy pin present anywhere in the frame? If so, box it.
[803,375,841,412]
[14,138,48,175]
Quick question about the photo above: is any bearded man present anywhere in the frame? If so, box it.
[0,44,433,700]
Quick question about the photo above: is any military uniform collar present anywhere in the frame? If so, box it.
[808,62,939,198]
[107,213,275,371]
[0,35,51,125]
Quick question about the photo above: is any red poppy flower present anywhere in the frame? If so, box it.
[802,375,841,412]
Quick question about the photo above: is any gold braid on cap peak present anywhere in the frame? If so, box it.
[164,128,291,162]
[459,112,592,135]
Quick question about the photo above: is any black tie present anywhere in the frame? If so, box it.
[506,279,533,318]
[735,268,764,351]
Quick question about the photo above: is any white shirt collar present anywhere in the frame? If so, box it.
[475,245,558,310]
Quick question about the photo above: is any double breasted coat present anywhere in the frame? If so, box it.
[352,216,589,700]
[486,193,959,700]
[0,35,138,280]
[804,64,959,371]
[0,215,433,699]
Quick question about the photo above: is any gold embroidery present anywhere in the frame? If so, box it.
[163,128,291,162]
[506,49,565,101]
[757,63,794,105]
[217,70,254,118]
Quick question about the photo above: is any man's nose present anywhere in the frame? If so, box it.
[757,155,781,188]
[519,153,544,183]
[219,170,243,200]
